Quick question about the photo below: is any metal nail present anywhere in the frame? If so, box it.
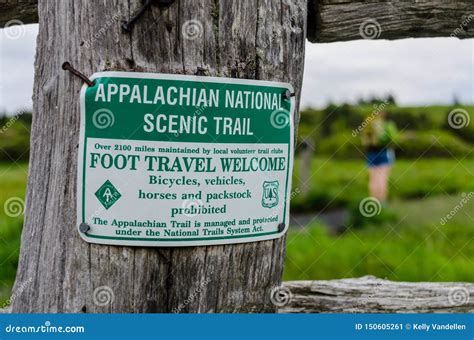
[283,89,295,100]
[278,223,285,232]
[122,0,175,32]
[79,223,91,234]
[62,62,94,87]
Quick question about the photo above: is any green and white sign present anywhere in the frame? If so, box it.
[77,72,294,247]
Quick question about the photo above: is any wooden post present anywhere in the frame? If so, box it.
[10,0,306,313]
[298,139,314,195]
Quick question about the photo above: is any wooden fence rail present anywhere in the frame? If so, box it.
[307,0,474,42]
[1,276,472,313]
[0,0,38,27]
[279,276,474,313]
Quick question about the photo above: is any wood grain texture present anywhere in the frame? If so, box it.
[308,0,474,42]
[280,276,474,313]
[3,1,473,42]
[4,276,473,313]
[0,0,37,26]
[10,0,306,313]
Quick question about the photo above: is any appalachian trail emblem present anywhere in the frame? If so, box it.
[262,181,279,208]
[95,180,122,210]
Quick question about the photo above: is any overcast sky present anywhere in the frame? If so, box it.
[0,24,473,114]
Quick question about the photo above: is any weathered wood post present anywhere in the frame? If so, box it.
[11,0,306,312]
[298,139,314,195]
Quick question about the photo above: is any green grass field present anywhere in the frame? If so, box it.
[292,157,474,212]
[284,194,474,282]
[286,157,474,282]
[0,163,28,304]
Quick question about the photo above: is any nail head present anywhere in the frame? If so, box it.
[79,223,91,234]
[121,21,131,32]
[283,90,295,100]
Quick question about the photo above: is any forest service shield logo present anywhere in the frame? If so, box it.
[262,181,279,208]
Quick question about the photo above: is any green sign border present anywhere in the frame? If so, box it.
[78,72,295,247]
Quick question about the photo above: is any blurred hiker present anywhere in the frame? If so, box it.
[361,111,398,203]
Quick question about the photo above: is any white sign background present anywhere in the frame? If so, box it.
[77,72,294,247]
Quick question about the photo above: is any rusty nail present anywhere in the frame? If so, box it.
[62,62,94,87]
